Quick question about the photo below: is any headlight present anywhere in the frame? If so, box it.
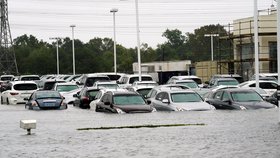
[239,106,247,110]
[115,108,125,114]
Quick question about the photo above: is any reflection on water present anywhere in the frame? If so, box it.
[0,104,280,158]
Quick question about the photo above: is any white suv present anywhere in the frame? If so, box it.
[117,74,154,88]
[1,81,39,105]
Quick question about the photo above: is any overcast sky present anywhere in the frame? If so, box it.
[8,0,274,48]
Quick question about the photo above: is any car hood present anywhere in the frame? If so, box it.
[114,104,153,113]
[172,102,215,111]
[234,101,276,109]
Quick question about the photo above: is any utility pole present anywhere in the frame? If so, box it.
[0,0,18,75]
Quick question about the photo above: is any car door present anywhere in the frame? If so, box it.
[97,93,113,112]
[219,91,237,110]
[153,92,170,111]
[206,91,224,109]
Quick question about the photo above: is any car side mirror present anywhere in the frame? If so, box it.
[23,98,29,101]
[162,99,169,104]
[73,94,78,98]
[147,100,151,104]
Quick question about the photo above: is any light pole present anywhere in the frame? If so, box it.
[49,37,60,75]
[254,0,259,88]
[204,34,219,61]
[110,8,118,74]
[120,0,142,81]
[276,0,280,122]
[70,25,76,75]
[135,0,142,81]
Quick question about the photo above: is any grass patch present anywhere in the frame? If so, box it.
[77,123,206,131]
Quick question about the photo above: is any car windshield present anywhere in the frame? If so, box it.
[177,82,198,88]
[56,85,79,92]
[231,91,263,102]
[171,92,203,102]
[136,88,152,97]
[217,80,239,86]
[21,77,40,81]
[86,77,110,87]
[129,76,153,84]
[14,83,37,90]
[1,77,13,81]
[113,95,146,105]
[36,91,61,99]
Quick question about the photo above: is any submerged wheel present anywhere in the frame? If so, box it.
[1,97,3,104]
[6,98,9,105]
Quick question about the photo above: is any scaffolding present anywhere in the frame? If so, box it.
[218,8,277,81]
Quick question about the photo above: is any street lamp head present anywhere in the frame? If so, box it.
[110,8,118,13]
[70,25,76,28]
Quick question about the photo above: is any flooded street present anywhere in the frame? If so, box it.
[0,104,280,158]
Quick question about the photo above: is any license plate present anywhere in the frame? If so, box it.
[44,103,56,107]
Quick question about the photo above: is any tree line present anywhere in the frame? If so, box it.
[13,24,231,75]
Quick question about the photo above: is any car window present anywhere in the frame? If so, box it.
[155,92,165,101]
[101,93,110,103]
[146,89,157,98]
[213,91,223,100]
[259,82,278,89]
[14,83,37,90]
[222,92,230,101]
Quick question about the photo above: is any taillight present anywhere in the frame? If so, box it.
[82,97,90,103]
[10,92,19,95]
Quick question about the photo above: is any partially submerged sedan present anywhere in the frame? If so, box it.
[25,90,67,110]
[150,89,215,111]
[206,89,277,110]
[95,91,156,113]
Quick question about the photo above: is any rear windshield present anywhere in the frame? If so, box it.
[1,77,13,81]
[129,76,153,84]
[21,77,40,81]
[86,77,110,87]
[14,83,37,90]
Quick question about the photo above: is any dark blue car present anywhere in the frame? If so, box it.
[25,90,67,110]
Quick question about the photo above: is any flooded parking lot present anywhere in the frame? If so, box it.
[0,104,280,158]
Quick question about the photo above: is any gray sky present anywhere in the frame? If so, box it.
[9,0,274,48]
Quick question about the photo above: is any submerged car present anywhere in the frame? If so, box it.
[25,90,67,110]
[206,89,277,110]
[73,87,100,109]
[150,89,215,111]
[1,81,39,104]
[95,91,156,113]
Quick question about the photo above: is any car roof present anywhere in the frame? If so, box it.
[161,89,196,93]
[219,88,256,93]
[85,73,111,77]
[109,90,138,95]
[171,75,200,79]
[11,81,37,84]
[215,78,238,81]
[55,82,78,86]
